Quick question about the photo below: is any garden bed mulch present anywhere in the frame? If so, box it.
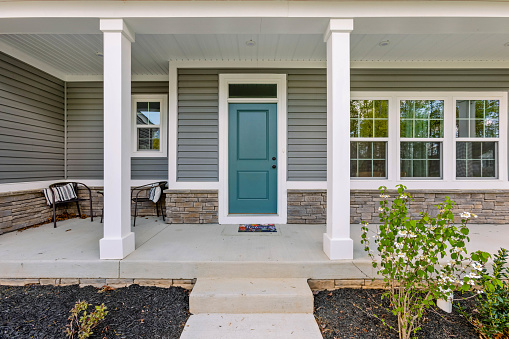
[0,284,190,339]
[314,288,479,339]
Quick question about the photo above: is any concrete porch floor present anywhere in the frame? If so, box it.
[0,217,506,280]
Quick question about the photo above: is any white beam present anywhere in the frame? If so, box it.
[1,1,509,19]
[351,61,509,69]
[323,18,354,260]
[99,18,135,260]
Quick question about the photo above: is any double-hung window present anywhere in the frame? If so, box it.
[399,100,444,178]
[131,95,168,157]
[455,99,499,178]
[350,100,388,178]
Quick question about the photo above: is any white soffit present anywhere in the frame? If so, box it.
[1,31,509,77]
[0,34,103,75]
[0,33,327,75]
[351,34,509,62]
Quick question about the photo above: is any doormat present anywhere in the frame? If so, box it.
[238,224,277,232]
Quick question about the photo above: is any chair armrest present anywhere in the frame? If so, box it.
[74,182,92,194]
[131,181,166,200]
[131,183,151,200]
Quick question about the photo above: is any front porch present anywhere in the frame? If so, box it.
[0,217,505,283]
[1,1,509,265]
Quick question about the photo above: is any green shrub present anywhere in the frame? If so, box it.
[65,300,108,339]
[361,185,489,339]
[458,248,509,339]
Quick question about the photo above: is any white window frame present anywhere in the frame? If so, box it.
[453,96,503,180]
[131,94,168,158]
[397,95,448,180]
[349,97,391,180]
[350,91,508,190]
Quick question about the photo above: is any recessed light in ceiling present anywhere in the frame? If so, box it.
[378,40,390,47]
[95,51,104,57]
[246,40,256,47]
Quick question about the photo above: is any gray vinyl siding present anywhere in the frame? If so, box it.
[66,82,103,179]
[350,69,509,91]
[287,70,327,181]
[0,52,65,184]
[177,70,219,181]
[3,62,505,184]
[177,68,327,182]
[66,81,169,180]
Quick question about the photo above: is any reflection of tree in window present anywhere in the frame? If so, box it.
[400,100,444,178]
[136,102,161,151]
[456,100,499,138]
[350,100,388,138]
[400,100,444,138]
[350,100,388,178]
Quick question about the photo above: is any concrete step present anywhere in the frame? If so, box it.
[189,278,313,314]
[180,313,323,339]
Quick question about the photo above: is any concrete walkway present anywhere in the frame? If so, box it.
[180,314,323,339]
[0,217,507,280]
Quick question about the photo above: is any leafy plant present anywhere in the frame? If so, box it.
[360,184,489,339]
[65,300,108,339]
[458,248,509,339]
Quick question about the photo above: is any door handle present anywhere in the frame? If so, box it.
[272,165,277,169]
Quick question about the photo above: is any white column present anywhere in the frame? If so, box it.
[99,18,135,259]
[323,19,354,260]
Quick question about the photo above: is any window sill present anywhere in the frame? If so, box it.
[131,152,167,158]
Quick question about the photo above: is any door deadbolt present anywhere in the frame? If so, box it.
[272,157,276,160]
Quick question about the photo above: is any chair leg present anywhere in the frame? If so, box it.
[155,201,160,217]
[160,200,165,222]
[89,194,93,222]
[100,207,103,223]
[53,203,57,228]
[133,199,138,227]
[76,201,82,218]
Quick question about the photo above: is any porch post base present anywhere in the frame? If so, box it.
[323,233,353,260]
[100,232,135,260]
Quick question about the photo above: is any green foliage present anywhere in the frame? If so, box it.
[360,184,489,339]
[152,138,160,150]
[65,300,108,339]
[458,248,509,339]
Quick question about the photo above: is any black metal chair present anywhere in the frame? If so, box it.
[131,181,167,226]
[48,182,93,228]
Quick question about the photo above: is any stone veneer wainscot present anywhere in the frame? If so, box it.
[287,189,509,224]
[3,188,508,232]
[164,190,218,224]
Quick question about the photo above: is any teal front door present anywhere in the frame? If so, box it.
[229,103,277,214]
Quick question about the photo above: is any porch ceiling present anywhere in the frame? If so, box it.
[1,17,509,78]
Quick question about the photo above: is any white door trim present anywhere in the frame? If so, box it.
[218,74,287,224]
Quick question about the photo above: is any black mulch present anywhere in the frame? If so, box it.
[0,284,190,339]
[314,288,479,339]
